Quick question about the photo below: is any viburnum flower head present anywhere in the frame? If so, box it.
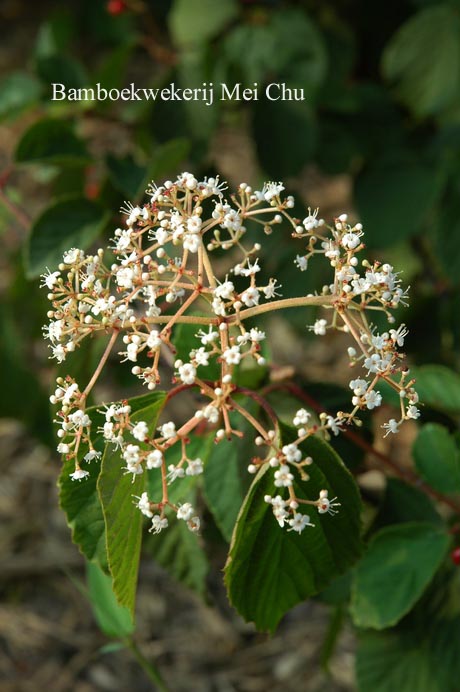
[43,171,418,540]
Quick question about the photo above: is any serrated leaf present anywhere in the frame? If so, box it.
[169,0,238,48]
[203,437,245,542]
[26,197,109,278]
[97,392,167,615]
[59,392,166,573]
[0,72,41,121]
[382,6,460,117]
[225,427,362,632]
[15,118,89,165]
[413,423,460,494]
[87,561,135,638]
[148,519,209,596]
[350,522,450,630]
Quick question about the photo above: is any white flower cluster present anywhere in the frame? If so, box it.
[43,173,418,535]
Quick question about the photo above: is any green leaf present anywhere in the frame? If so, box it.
[354,159,441,246]
[222,10,326,88]
[147,519,209,596]
[382,6,460,117]
[169,0,238,48]
[225,428,362,632]
[59,392,166,572]
[15,118,89,165]
[350,522,450,630]
[0,72,41,121]
[433,185,460,280]
[106,154,147,199]
[148,138,191,180]
[36,55,88,91]
[26,197,109,278]
[412,364,460,414]
[373,478,442,530]
[97,392,167,615]
[413,423,460,494]
[358,622,460,692]
[203,437,246,542]
[87,561,135,638]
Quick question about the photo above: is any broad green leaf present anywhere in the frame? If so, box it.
[350,522,450,630]
[412,364,460,414]
[0,72,41,121]
[87,561,135,638]
[373,478,442,531]
[222,10,326,88]
[169,0,238,48]
[59,392,166,572]
[357,621,460,692]
[15,118,89,165]
[354,159,441,246]
[203,437,246,542]
[147,519,209,596]
[146,434,212,595]
[382,6,460,118]
[225,428,362,632]
[106,153,147,199]
[26,197,109,278]
[98,392,167,615]
[413,423,460,494]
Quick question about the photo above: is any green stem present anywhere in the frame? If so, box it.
[125,638,171,691]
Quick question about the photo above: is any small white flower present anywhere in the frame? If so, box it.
[187,516,201,532]
[282,443,302,463]
[149,515,168,534]
[146,449,163,469]
[136,492,153,518]
[159,421,176,439]
[293,409,311,427]
[178,362,196,385]
[274,464,294,487]
[294,255,308,271]
[84,450,101,463]
[132,421,149,441]
[177,502,194,521]
[349,379,369,396]
[186,458,203,476]
[40,269,61,289]
[312,319,327,336]
[241,287,260,307]
[317,489,340,515]
[147,330,162,349]
[222,346,242,365]
[70,468,89,481]
[214,280,235,300]
[382,418,400,437]
[406,405,420,420]
[341,232,361,250]
[288,513,314,533]
[364,390,382,410]
[167,464,185,482]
